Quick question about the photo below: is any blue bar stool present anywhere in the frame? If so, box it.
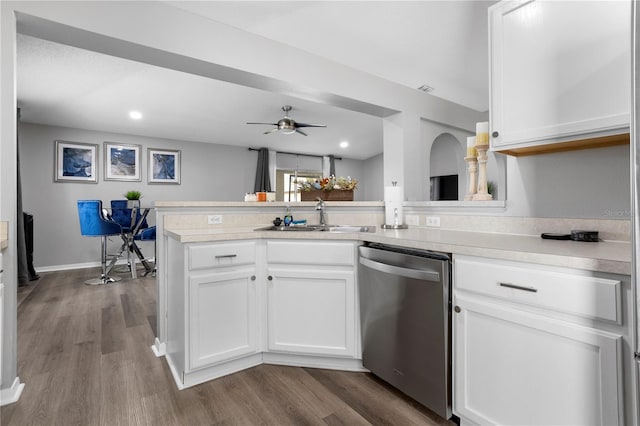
[134,226,156,277]
[77,200,123,285]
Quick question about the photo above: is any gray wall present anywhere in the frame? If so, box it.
[334,157,366,201]
[361,153,384,201]
[505,144,630,218]
[19,122,258,269]
[20,122,377,269]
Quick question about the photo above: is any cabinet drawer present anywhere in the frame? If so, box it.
[189,242,256,270]
[455,256,621,323]
[267,241,355,266]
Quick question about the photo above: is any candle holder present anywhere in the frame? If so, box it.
[473,144,493,201]
[464,156,478,201]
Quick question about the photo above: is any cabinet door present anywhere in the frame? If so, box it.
[189,269,258,370]
[490,0,630,150]
[267,268,356,357]
[453,293,623,425]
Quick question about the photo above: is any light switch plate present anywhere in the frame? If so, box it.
[426,216,440,227]
[208,215,223,224]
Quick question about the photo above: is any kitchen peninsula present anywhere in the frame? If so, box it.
[155,201,634,424]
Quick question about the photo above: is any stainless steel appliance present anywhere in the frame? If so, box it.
[358,243,452,419]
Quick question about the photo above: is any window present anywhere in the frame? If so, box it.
[276,170,322,202]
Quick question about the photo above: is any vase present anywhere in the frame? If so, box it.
[300,189,354,201]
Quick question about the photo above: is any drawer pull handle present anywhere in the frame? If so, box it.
[499,282,538,293]
[251,275,256,281]
[268,276,273,281]
[215,254,237,259]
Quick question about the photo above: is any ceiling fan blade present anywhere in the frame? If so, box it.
[295,123,327,128]
[264,128,279,135]
[247,122,278,125]
[295,128,308,136]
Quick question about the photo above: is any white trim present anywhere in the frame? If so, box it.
[0,377,25,406]
[262,352,367,372]
[35,257,155,274]
[164,354,186,390]
[151,338,165,357]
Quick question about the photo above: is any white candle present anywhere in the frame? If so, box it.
[475,121,489,145]
[466,136,477,157]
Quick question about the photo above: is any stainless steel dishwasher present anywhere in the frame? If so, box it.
[358,243,452,420]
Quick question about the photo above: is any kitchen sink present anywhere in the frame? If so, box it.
[255,224,375,233]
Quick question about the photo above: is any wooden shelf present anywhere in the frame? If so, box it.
[495,133,629,157]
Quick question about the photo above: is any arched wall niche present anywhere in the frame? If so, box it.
[426,131,506,202]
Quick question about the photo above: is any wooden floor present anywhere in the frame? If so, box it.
[2,267,454,426]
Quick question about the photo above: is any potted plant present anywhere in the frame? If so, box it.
[124,190,142,208]
[298,176,358,201]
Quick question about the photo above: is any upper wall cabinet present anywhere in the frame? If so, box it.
[489,0,631,156]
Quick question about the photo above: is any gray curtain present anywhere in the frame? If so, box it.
[16,108,29,285]
[253,147,271,192]
[329,155,336,176]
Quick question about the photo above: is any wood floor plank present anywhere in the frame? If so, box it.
[3,269,457,426]
[120,293,144,328]
[101,303,125,355]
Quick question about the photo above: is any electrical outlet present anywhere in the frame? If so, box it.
[207,215,223,225]
[426,216,440,227]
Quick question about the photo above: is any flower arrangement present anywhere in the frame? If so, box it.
[298,176,358,192]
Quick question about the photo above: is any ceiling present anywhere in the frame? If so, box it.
[16,1,492,161]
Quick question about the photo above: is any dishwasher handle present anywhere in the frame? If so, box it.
[359,256,441,282]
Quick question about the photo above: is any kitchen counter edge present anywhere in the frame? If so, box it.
[164,226,631,275]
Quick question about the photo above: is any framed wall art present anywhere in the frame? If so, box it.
[54,140,98,183]
[104,142,141,181]
[148,148,181,184]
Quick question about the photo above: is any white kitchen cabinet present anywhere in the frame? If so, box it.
[489,0,631,155]
[189,269,258,370]
[266,268,355,357]
[453,255,627,426]
[266,240,358,358]
[166,239,262,388]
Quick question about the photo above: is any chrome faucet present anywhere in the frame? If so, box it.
[315,197,327,226]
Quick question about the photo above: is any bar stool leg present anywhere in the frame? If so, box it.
[85,236,122,285]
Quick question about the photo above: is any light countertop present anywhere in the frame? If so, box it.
[164,226,631,275]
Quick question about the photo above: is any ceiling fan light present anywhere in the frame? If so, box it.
[280,128,296,135]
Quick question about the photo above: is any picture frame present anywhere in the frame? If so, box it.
[148,148,181,184]
[104,142,142,181]
[54,140,99,183]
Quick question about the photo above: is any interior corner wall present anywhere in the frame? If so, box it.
[362,153,384,201]
[334,157,365,201]
[18,122,258,269]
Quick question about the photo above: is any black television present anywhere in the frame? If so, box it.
[430,174,458,201]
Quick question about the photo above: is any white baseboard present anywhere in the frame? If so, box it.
[35,257,156,274]
[0,377,25,406]
[151,338,166,357]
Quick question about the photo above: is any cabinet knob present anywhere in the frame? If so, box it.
[492,131,499,138]
[268,275,273,281]
[251,275,256,281]
[454,306,461,313]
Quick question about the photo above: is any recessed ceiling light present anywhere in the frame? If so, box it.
[339,141,349,149]
[129,110,143,120]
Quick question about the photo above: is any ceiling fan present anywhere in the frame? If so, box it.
[246,105,326,136]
